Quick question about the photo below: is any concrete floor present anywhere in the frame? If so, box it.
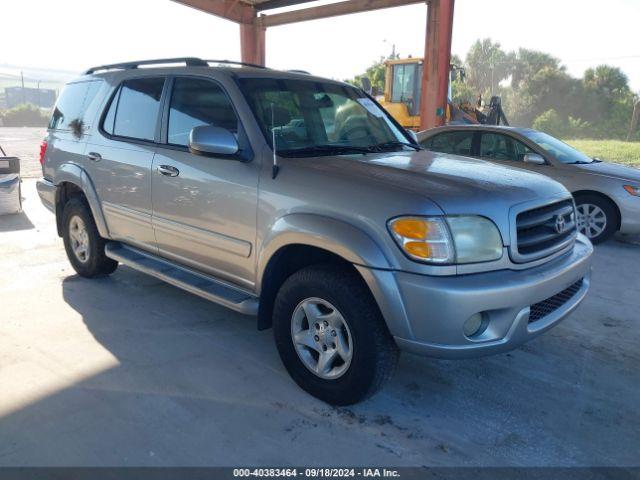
[1,177,639,466]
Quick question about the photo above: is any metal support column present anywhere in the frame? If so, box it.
[240,17,266,66]
[420,0,454,130]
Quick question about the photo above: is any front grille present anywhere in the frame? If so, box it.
[529,279,584,323]
[513,199,577,262]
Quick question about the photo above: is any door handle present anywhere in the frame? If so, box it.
[87,152,102,162]
[157,165,179,177]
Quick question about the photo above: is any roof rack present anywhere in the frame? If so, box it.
[84,57,267,75]
[205,59,268,70]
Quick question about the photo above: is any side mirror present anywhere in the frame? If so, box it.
[407,130,419,143]
[360,76,373,95]
[523,153,546,165]
[189,126,239,157]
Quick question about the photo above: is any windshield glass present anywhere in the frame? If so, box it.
[522,130,594,164]
[238,77,411,157]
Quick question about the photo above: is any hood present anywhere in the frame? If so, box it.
[344,150,567,210]
[573,161,640,183]
[295,149,570,244]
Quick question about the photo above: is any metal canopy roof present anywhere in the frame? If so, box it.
[170,0,453,130]
[239,0,317,10]
[173,0,426,27]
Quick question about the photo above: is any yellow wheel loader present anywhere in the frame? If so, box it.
[372,57,509,130]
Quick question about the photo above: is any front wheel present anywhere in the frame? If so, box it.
[273,265,399,405]
[574,194,618,244]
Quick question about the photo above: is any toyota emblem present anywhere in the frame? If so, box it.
[554,215,566,234]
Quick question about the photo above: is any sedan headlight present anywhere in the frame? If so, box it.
[623,185,640,197]
[388,216,503,264]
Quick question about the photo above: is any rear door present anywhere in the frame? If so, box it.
[150,76,259,289]
[85,76,166,252]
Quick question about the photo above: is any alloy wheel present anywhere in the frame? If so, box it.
[68,215,90,263]
[290,297,353,380]
[576,203,607,239]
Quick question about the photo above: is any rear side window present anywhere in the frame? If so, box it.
[423,131,474,156]
[103,77,165,142]
[168,77,238,147]
[49,80,103,132]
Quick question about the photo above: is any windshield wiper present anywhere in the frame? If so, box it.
[370,141,422,152]
[278,145,372,157]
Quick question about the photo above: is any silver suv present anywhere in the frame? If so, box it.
[37,58,593,405]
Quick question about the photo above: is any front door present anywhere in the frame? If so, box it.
[151,76,259,289]
[477,131,550,175]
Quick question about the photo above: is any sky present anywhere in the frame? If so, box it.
[2,0,639,91]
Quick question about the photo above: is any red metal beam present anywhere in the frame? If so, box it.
[254,0,317,12]
[257,0,425,27]
[171,0,255,24]
[420,0,454,130]
[240,20,266,66]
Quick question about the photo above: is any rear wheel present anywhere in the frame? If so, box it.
[574,194,618,244]
[273,265,399,405]
[62,197,118,277]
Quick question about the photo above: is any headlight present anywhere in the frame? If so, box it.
[388,216,503,264]
[388,217,454,263]
[446,216,503,263]
[623,185,640,197]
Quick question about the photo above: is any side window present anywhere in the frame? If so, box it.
[104,77,165,141]
[49,80,103,132]
[424,131,474,156]
[512,138,537,161]
[168,77,239,147]
[479,133,517,161]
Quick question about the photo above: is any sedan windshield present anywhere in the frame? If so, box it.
[238,77,414,157]
[522,130,594,164]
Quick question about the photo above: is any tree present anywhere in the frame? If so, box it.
[502,48,583,128]
[511,49,562,90]
[584,65,631,97]
[464,39,512,97]
[533,109,566,137]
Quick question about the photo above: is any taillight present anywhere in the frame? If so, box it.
[39,140,48,166]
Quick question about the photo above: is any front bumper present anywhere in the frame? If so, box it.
[360,234,593,359]
[36,178,56,213]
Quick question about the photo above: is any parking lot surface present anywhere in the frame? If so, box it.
[1,129,639,466]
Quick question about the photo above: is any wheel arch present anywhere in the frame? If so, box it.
[54,163,110,238]
[572,189,622,230]
[255,214,396,331]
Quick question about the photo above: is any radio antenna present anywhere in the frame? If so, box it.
[271,103,280,179]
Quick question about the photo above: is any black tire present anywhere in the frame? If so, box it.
[62,197,118,277]
[574,194,618,244]
[273,264,399,405]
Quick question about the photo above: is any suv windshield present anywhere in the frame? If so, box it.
[239,77,413,157]
[522,130,594,164]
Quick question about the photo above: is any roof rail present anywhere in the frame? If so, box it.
[84,57,268,75]
[84,57,209,74]
[204,59,268,69]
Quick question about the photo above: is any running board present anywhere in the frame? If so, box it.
[104,242,259,315]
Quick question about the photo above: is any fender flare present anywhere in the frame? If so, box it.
[54,163,110,238]
[256,214,413,338]
[257,213,393,292]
